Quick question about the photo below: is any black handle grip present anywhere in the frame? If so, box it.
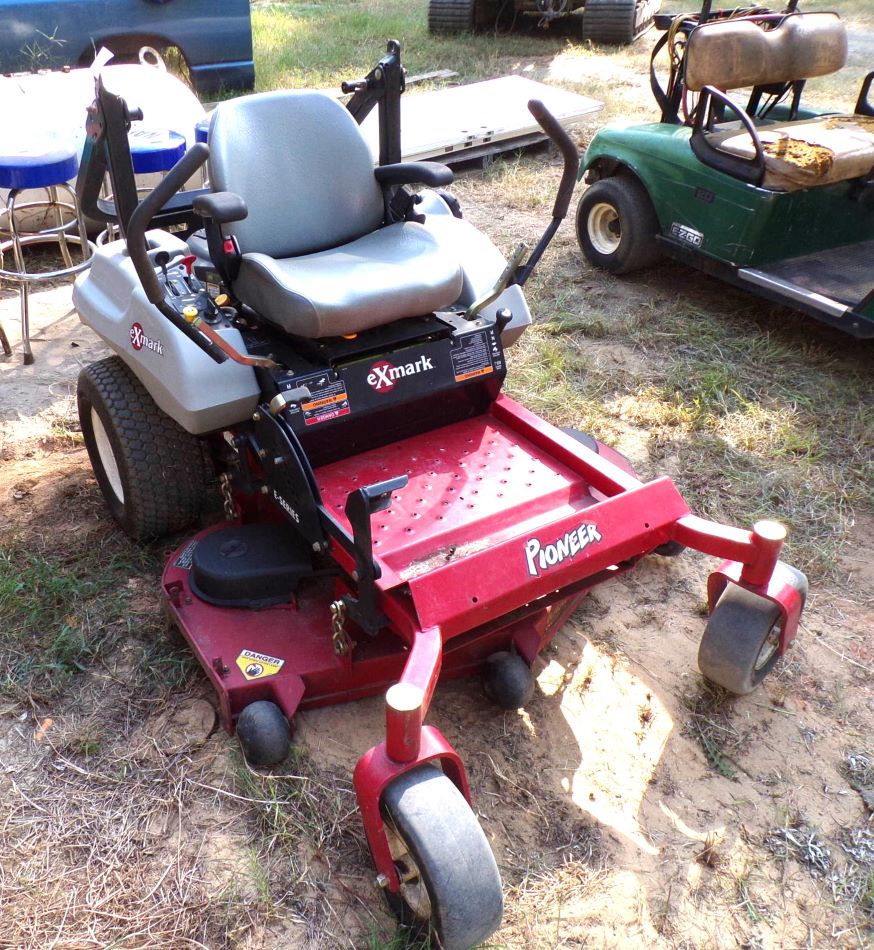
[527,99,580,221]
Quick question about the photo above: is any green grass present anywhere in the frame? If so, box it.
[0,538,164,701]
[252,0,572,92]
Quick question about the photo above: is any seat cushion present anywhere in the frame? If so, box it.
[234,221,464,338]
[712,115,874,192]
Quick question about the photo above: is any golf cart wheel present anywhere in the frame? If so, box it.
[698,566,807,695]
[77,356,215,540]
[382,764,503,950]
[428,0,476,33]
[482,651,535,709]
[576,176,663,275]
[582,0,655,44]
[236,701,291,767]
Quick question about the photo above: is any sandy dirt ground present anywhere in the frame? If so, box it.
[2,260,873,950]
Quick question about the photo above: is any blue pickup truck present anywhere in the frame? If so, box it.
[0,0,254,96]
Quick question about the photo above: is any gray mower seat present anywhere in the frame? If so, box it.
[207,90,463,338]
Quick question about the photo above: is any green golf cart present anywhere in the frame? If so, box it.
[575,1,874,338]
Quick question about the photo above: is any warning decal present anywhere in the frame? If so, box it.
[451,330,495,382]
[301,379,351,426]
[236,649,285,680]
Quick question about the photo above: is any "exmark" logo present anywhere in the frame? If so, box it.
[525,522,603,577]
[130,322,164,355]
[367,355,434,392]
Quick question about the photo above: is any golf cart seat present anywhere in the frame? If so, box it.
[684,12,874,191]
[204,90,464,338]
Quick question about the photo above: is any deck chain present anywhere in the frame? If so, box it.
[330,600,351,656]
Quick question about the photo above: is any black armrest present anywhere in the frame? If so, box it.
[690,87,766,187]
[374,161,454,188]
[193,191,248,224]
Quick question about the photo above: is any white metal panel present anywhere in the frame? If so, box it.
[360,75,602,162]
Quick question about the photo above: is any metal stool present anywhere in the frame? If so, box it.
[129,127,186,174]
[0,141,93,364]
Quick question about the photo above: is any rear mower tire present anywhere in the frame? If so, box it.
[382,764,503,950]
[697,567,807,695]
[236,701,291,767]
[77,356,216,540]
[576,176,663,275]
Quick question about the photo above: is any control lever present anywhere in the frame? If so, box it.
[465,243,528,320]
[342,475,409,636]
[155,250,170,282]
[269,386,313,416]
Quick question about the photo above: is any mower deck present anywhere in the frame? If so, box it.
[164,393,704,728]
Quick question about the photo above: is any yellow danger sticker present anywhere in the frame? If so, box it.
[236,649,285,680]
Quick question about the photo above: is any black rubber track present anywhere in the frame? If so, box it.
[582,0,652,44]
[78,356,216,540]
[428,0,476,33]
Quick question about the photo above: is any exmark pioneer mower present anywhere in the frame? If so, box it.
[576,1,874,338]
[73,44,806,950]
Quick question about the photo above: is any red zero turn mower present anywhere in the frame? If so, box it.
[72,44,807,950]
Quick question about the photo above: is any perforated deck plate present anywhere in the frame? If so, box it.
[315,413,595,580]
[359,75,603,163]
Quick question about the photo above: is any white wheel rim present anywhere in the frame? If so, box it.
[91,407,125,504]
[754,621,781,672]
[588,202,621,255]
[385,819,432,920]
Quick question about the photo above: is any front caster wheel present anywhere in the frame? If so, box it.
[481,651,535,709]
[236,701,291,767]
[698,567,807,695]
[382,764,503,950]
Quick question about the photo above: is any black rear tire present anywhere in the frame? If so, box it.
[77,356,216,540]
[575,176,663,275]
[382,764,503,950]
[428,0,476,33]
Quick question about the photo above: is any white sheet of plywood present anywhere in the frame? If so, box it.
[360,75,602,162]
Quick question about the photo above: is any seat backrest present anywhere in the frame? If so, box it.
[684,12,847,93]
[208,90,384,258]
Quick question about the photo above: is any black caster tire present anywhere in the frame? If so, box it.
[77,356,216,540]
[382,764,503,950]
[575,176,663,275]
[654,540,686,557]
[482,651,535,709]
[698,567,806,696]
[560,427,599,453]
[236,701,291,767]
